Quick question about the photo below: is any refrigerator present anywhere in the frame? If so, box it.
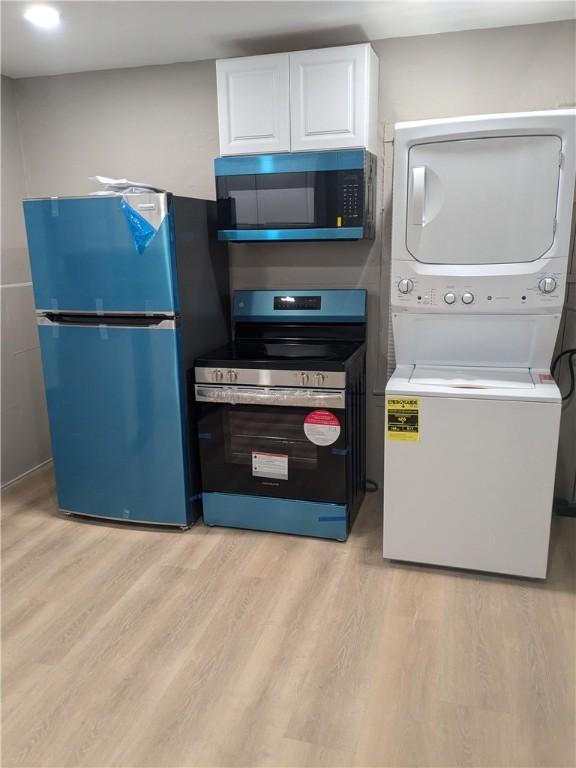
[23,192,229,527]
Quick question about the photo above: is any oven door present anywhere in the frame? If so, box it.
[215,169,365,240]
[195,386,347,504]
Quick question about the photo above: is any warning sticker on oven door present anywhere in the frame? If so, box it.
[252,451,288,480]
[304,410,341,446]
[387,397,419,441]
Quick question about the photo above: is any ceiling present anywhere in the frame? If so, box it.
[2,0,575,79]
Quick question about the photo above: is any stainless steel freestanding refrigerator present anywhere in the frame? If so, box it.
[23,192,229,527]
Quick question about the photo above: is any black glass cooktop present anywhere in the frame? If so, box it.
[195,340,364,370]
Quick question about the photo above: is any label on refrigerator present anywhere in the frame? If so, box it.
[304,410,341,446]
[387,397,419,441]
[252,451,288,481]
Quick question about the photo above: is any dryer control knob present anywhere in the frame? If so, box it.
[444,292,456,305]
[462,292,474,305]
[398,279,414,294]
[538,277,557,294]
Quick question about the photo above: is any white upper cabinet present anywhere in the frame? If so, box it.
[216,53,291,156]
[289,44,379,154]
[216,44,379,156]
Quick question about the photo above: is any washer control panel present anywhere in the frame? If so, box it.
[538,277,557,293]
[393,270,564,312]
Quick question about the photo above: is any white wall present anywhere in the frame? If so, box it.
[1,75,51,485]
[7,20,576,485]
[11,60,219,200]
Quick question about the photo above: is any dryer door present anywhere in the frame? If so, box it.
[406,135,561,265]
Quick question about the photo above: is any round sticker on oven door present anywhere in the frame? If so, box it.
[304,410,341,446]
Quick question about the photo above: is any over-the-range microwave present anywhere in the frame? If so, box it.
[215,149,377,241]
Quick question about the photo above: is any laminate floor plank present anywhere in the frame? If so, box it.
[2,467,575,767]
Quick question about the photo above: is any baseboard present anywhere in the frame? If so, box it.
[1,458,53,490]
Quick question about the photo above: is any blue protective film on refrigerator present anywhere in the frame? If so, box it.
[120,198,157,254]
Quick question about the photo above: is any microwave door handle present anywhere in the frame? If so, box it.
[411,166,426,226]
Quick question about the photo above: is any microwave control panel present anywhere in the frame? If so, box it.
[339,171,363,226]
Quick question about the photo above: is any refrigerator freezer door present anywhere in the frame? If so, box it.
[24,195,178,313]
[38,321,192,525]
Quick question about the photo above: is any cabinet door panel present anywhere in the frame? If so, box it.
[290,45,368,152]
[217,54,290,155]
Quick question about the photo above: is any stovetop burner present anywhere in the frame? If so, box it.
[195,339,364,369]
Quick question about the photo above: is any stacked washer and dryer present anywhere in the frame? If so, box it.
[383,110,576,579]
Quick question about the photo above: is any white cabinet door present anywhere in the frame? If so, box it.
[216,54,290,155]
[289,44,378,153]
[406,135,561,265]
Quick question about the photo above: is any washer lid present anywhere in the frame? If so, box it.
[409,365,535,389]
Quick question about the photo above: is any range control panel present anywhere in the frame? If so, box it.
[273,295,321,310]
[195,367,347,389]
[392,271,565,312]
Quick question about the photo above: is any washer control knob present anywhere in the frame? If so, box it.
[398,278,414,294]
[314,372,326,386]
[461,292,474,305]
[299,372,310,386]
[538,277,557,294]
[444,292,456,305]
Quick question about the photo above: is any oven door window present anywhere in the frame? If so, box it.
[197,403,347,504]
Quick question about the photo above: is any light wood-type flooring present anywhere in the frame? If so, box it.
[2,464,575,767]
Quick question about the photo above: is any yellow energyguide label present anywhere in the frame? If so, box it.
[387,397,419,441]
[337,216,342,227]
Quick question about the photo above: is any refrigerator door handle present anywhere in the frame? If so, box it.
[37,313,177,329]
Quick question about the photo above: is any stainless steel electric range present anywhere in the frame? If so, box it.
[193,289,367,541]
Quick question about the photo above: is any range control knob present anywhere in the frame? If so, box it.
[444,292,456,305]
[314,372,326,386]
[538,277,557,294]
[211,368,224,383]
[227,369,238,383]
[461,292,474,305]
[299,372,310,386]
[398,278,414,294]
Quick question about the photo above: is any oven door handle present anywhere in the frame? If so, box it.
[195,385,346,409]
